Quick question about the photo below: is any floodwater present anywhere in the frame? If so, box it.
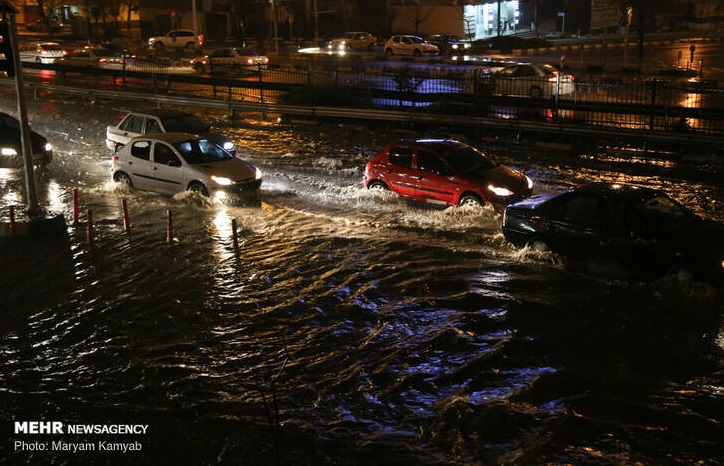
[1,92,723,465]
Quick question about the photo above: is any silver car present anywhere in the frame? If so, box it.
[111,133,261,201]
[493,63,576,98]
[384,35,439,57]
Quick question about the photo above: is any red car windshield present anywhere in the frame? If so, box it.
[438,144,498,174]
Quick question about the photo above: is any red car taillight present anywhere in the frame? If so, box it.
[113,155,119,162]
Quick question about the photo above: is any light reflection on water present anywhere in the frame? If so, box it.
[0,94,722,465]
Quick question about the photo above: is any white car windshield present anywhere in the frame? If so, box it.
[174,139,233,164]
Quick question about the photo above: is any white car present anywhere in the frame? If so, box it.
[493,63,576,98]
[191,47,269,74]
[328,32,377,51]
[105,109,236,155]
[111,133,261,200]
[384,35,438,57]
[60,46,124,67]
[148,29,203,52]
[18,42,68,64]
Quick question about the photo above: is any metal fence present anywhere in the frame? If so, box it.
[17,58,724,144]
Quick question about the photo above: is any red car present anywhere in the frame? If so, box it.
[363,139,533,208]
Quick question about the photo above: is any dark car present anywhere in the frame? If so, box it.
[502,182,724,283]
[426,33,471,55]
[0,111,53,168]
[364,139,533,208]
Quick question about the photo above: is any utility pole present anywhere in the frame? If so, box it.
[1,5,40,218]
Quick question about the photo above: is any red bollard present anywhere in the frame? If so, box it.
[231,218,239,252]
[73,188,79,225]
[122,198,131,233]
[166,209,174,243]
[87,209,94,244]
[9,205,16,237]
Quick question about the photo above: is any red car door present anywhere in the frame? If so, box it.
[413,149,458,206]
[382,146,419,199]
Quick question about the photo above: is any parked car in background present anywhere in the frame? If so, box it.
[111,133,261,201]
[106,109,236,155]
[18,42,68,64]
[426,33,471,55]
[60,46,124,67]
[502,182,724,283]
[24,18,71,36]
[0,111,53,168]
[191,47,269,74]
[328,32,378,51]
[493,63,575,98]
[148,29,203,52]
[364,139,532,208]
[384,35,439,57]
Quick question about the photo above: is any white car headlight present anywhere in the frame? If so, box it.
[223,141,235,151]
[211,175,234,186]
[1,148,18,156]
[488,184,514,197]
[526,175,533,189]
[44,142,52,152]
[255,167,263,180]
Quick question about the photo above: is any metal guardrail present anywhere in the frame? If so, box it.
[4,60,723,154]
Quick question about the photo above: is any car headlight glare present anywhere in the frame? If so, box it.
[526,175,533,189]
[223,141,235,151]
[44,142,53,152]
[488,184,514,196]
[255,167,263,180]
[211,175,234,186]
[2,148,18,156]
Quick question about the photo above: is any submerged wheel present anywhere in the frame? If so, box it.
[526,238,551,253]
[459,194,483,208]
[368,180,389,192]
[188,182,209,196]
[114,172,133,188]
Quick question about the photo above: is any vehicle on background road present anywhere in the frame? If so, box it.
[24,18,71,36]
[426,33,471,55]
[60,46,125,67]
[502,182,724,283]
[384,35,439,57]
[111,133,261,201]
[191,47,269,74]
[106,109,236,155]
[364,138,533,208]
[328,32,378,51]
[18,42,68,64]
[0,111,53,168]
[148,29,203,52]
[493,63,575,98]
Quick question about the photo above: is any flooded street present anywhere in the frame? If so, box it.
[1,91,723,465]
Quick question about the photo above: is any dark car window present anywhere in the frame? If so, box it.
[162,115,208,133]
[120,115,144,133]
[557,197,601,227]
[635,194,691,233]
[146,119,162,134]
[130,141,151,161]
[388,147,413,169]
[418,150,450,176]
[438,144,497,173]
[153,143,180,166]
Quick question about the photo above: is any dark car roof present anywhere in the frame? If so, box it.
[128,109,194,120]
[574,182,661,202]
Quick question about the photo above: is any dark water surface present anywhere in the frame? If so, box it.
[1,93,722,465]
